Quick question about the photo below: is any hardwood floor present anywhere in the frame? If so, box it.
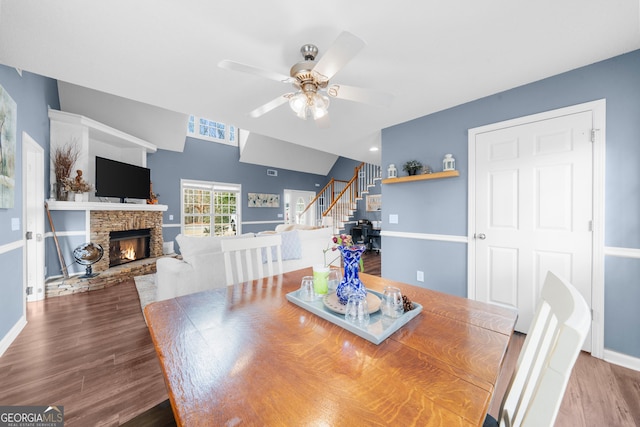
[0,280,169,426]
[361,249,381,277]
[1,260,638,425]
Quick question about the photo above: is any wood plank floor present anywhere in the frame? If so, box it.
[0,280,169,426]
[1,254,638,426]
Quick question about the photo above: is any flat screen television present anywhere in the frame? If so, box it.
[95,156,151,203]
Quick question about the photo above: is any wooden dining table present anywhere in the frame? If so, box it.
[145,268,517,426]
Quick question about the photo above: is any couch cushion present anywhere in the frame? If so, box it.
[259,230,302,262]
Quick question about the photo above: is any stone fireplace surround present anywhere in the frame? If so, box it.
[45,201,168,298]
[91,210,163,272]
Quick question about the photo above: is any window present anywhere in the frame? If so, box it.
[187,115,237,146]
[181,180,241,237]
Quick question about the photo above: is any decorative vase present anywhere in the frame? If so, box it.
[336,244,367,305]
[55,181,68,201]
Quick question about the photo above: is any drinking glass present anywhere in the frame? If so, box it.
[327,269,340,290]
[313,265,330,295]
[345,293,370,326]
[299,276,315,301]
[381,286,404,318]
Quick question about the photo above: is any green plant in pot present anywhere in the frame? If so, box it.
[402,160,423,176]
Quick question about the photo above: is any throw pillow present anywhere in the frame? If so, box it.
[260,230,302,262]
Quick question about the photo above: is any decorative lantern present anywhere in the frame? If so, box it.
[387,164,398,178]
[443,154,456,171]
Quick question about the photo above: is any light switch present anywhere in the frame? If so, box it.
[169,215,174,220]
[277,213,283,218]
[389,214,399,224]
[11,217,20,231]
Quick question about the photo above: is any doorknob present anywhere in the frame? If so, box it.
[25,231,33,240]
[476,233,486,240]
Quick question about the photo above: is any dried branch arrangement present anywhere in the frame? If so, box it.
[52,140,80,184]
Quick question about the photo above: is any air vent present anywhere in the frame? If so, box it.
[267,169,278,177]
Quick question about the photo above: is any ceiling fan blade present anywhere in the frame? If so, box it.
[312,31,366,81]
[218,60,293,84]
[249,94,292,118]
[327,84,394,108]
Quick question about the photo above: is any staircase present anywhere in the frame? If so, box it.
[299,162,381,234]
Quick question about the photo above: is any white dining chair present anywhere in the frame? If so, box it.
[484,271,591,427]
[220,234,283,285]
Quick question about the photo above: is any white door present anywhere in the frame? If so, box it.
[23,132,45,302]
[284,189,316,226]
[473,111,594,349]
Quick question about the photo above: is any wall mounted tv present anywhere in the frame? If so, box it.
[95,156,151,203]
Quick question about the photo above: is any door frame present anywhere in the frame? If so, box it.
[22,131,45,303]
[283,189,317,226]
[467,99,606,358]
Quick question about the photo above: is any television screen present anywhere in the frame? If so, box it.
[95,156,151,202]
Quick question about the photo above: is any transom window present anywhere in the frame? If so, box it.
[181,179,241,237]
[187,115,237,146]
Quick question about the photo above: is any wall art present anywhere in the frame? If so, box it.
[366,194,381,212]
[248,192,280,208]
[0,84,17,208]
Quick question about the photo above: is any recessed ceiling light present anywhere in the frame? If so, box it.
[369,147,379,152]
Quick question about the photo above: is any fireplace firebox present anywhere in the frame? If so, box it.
[109,228,151,267]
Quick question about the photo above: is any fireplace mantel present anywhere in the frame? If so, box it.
[46,201,168,212]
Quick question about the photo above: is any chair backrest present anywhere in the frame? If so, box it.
[220,234,283,285]
[498,271,591,427]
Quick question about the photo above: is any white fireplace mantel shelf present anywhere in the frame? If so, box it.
[46,201,168,212]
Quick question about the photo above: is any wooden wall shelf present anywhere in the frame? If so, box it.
[382,170,460,184]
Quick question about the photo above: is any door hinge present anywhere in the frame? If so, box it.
[590,129,600,143]
[588,220,593,232]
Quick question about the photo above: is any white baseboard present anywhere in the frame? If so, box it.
[603,349,640,372]
[0,315,27,357]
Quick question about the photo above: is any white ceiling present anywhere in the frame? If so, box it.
[1,1,639,174]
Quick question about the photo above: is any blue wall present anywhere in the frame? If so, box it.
[0,64,59,339]
[147,137,336,246]
[381,49,640,358]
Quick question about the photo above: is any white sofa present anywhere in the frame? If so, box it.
[155,225,334,301]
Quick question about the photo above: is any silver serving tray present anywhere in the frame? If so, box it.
[286,289,423,345]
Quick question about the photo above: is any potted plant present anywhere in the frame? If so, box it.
[402,160,423,176]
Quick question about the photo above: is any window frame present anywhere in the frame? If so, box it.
[181,179,242,237]
[187,115,238,146]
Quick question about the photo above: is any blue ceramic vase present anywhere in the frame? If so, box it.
[336,245,367,305]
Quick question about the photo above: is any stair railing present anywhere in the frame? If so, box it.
[298,162,381,233]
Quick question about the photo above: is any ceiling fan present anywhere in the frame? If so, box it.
[218,31,393,127]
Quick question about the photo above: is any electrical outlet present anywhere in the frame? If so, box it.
[417,270,424,282]
[169,214,174,220]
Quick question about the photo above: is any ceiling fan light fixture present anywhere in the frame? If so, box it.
[289,91,330,120]
[289,92,309,119]
[310,93,330,120]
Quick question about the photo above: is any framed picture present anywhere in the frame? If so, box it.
[366,194,381,211]
[248,192,280,208]
[0,84,17,208]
